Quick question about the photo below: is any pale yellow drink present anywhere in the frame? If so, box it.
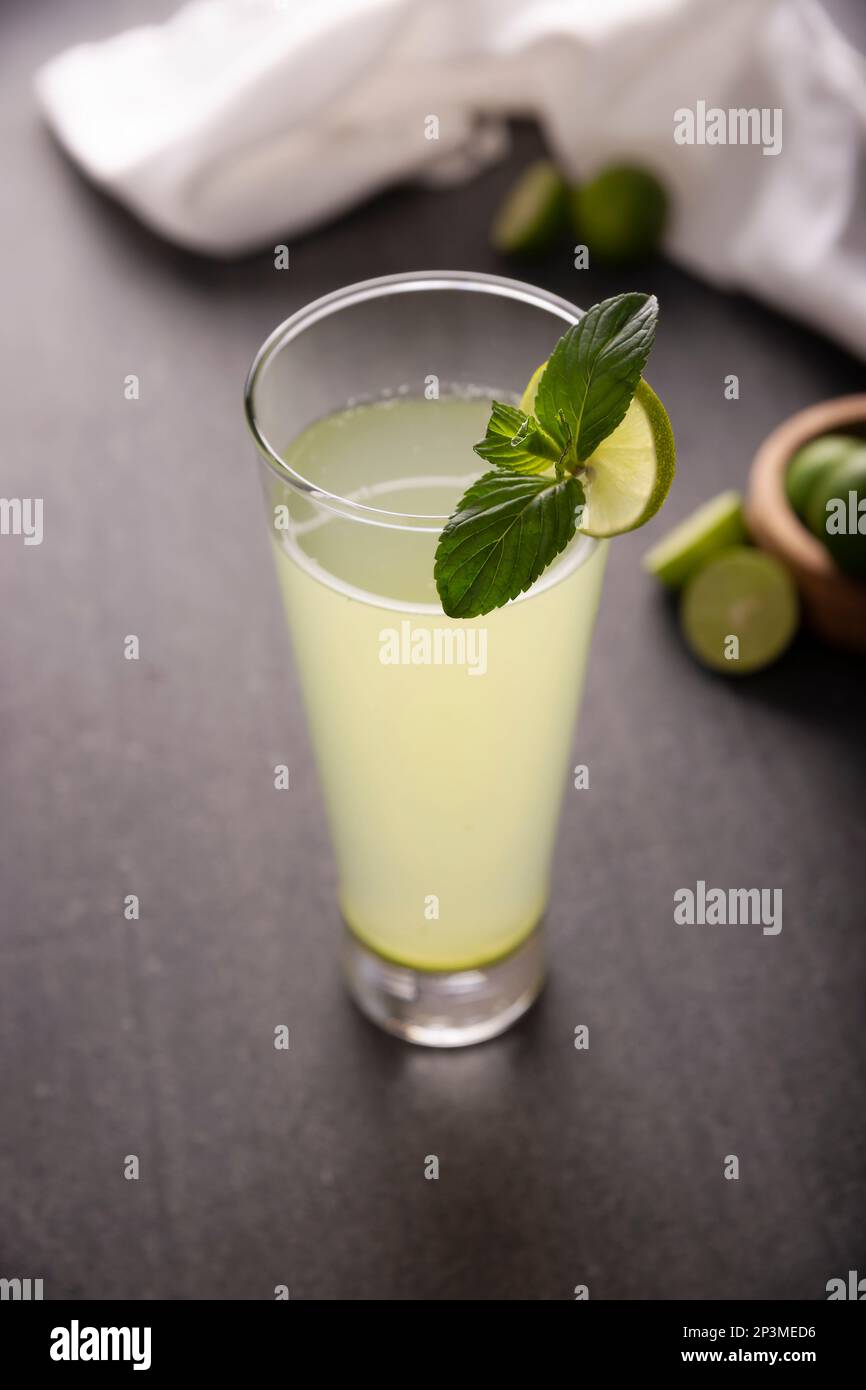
[272,397,607,971]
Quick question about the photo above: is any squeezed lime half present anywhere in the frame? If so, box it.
[491,160,570,256]
[680,547,799,674]
[643,490,746,589]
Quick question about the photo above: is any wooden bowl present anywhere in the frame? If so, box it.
[745,395,866,654]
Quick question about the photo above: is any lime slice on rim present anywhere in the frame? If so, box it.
[520,363,547,413]
[642,490,747,590]
[680,547,799,674]
[491,160,570,256]
[786,434,862,518]
[520,366,676,537]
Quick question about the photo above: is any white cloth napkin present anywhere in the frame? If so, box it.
[36,0,866,357]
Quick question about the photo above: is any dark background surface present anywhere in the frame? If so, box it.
[1,0,864,1301]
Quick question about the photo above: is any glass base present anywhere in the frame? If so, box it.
[342,926,544,1047]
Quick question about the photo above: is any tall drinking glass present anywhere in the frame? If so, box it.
[244,272,607,1046]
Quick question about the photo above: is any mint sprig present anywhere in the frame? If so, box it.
[434,292,658,618]
[474,402,562,474]
[433,472,585,619]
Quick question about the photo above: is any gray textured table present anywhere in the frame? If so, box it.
[1,0,864,1301]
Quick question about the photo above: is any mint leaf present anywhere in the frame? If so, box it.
[474,401,561,474]
[535,292,657,462]
[434,470,584,619]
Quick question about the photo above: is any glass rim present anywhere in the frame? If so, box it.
[243,270,587,530]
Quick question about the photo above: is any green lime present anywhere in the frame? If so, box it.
[571,164,668,264]
[520,363,675,537]
[643,490,747,590]
[490,160,570,256]
[785,434,863,518]
[680,547,799,674]
[804,449,866,579]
